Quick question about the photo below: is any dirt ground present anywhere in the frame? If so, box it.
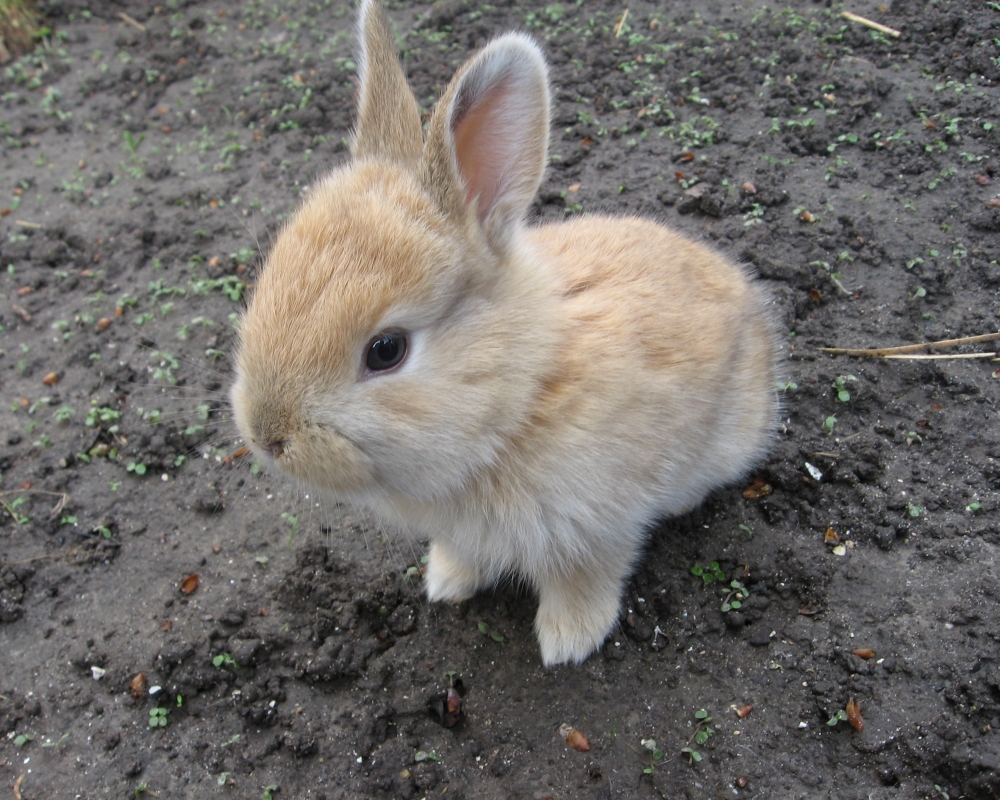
[2,0,999,797]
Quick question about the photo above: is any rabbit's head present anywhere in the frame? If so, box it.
[231,0,554,500]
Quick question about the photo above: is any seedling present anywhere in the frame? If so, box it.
[41,732,70,748]
[827,708,847,726]
[679,709,714,763]
[823,415,837,435]
[831,375,857,402]
[85,405,121,430]
[690,561,725,584]
[681,746,702,763]
[906,502,922,518]
[281,511,298,546]
[262,786,279,800]
[148,707,169,728]
[1,496,30,525]
[775,380,797,393]
[127,462,148,476]
[639,738,664,774]
[476,620,505,644]
[13,732,34,747]
[720,579,750,613]
[212,653,240,669]
[414,750,441,763]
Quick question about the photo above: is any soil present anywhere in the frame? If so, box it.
[2,0,1000,798]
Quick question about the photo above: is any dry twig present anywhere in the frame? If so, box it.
[614,9,629,37]
[118,12,146,32]
[840,10,901,37]
[819,332,1000,358]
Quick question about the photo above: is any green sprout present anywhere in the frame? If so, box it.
[690,561,725,584]
[148,707,169,728]
[640,738,664,774]
[831,375,857,403]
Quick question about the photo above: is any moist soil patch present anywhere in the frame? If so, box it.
[2,1,999,798]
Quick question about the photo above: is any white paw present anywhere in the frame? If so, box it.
[535,581,621,667]
[424,541,481,603]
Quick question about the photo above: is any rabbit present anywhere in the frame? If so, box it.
[231,0,779,667]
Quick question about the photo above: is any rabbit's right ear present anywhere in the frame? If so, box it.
[422,34,550,252]
[352,0,422,161]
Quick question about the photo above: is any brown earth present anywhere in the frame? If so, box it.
[2,0,999,798]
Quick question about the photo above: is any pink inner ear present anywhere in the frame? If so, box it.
[451,85,515,221]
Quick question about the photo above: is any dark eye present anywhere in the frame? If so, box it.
[366,332,408,372]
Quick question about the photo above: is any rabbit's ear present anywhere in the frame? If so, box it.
[352,0,423,161]
[423,34,549,250]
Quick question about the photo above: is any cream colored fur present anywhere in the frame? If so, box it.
[231,0,779,667]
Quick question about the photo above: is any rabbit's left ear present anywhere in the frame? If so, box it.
[352,0,423,161]
[423,34,550,250]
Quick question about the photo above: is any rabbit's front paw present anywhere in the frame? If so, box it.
[424,540,482,603]
[535,572,622,667]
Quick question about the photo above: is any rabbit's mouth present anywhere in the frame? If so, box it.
[267,422,376,496]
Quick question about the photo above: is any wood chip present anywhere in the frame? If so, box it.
[558,723,591,751]
[846,697,864,732]
[130,673,147,698]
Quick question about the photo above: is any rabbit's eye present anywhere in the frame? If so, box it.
[366,332,407,372]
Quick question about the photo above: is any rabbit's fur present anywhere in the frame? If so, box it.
[232,0,779,666]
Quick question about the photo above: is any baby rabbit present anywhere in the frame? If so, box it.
[231,0,778,666]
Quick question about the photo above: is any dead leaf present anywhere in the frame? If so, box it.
[130,673,147,698]
[851,648,876,660]
[96,317,112,330]
[558,723,590,752]
[42,372,60,386]
[824,528,840,544]
[741,181,757,194]
[809,288,823,303]
[567,183,581,192]
[736,705,753,718]
[742,478,772,499]
[846,698,864,732]
[160,620,172,631]
[17,286,33,296]
[798,209,815,223]
[14,773,24,800]
[12,304,32,323]
[179,574,199,594]
[973,174,990,186]
[680,151,695,162]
